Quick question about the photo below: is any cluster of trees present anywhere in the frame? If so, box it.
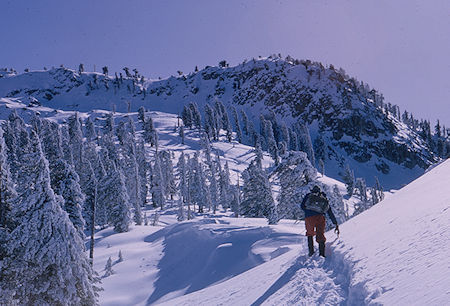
[342,164,384,216]
[179,103,349,225]
[182,101,318,169]
[0,107,171,303]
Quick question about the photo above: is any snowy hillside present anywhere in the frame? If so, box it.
[94,158,450,305]
[1,57,447,190]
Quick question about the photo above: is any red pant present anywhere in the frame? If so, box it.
[305,215,326,243]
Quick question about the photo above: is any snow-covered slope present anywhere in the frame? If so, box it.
[0,57,443,190]
[93,157,449,305]
[332,158,450,305]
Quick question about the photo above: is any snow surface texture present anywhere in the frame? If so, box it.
[94,160,450,305]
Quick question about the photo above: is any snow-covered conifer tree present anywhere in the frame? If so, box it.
[99,164,131,232]
[265,120,279,165]
[240,160,276,222]
[143,116,155,146]
[218,160,231,209]
[0,131,98,305]
[177,198,185,221]
[84,116,97,142]
[204,104,217,140]
[120,128,142,225]
[298,124,315,166]
[138,106,146,127]
[68,113,83,167]
[103,112,114,135]
[0,125,17,230]
[181,105,193,129]
[136,139,148,206]
[343,164,355,196]
[59,163,86,238]
[327,184,348,224]
[240,109,249,136]
[151,154,165,210]
[355,177,368,201]
[190,102,202,131]
[275,151,317,220]
[230,179,241,218]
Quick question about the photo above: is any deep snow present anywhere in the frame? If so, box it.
[93,159,450,305]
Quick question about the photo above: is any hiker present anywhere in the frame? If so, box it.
[301,185,339,257]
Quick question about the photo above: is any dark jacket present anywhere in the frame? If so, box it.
[301,192,338,225]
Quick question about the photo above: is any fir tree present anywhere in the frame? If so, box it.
[151,154,165,210]
[136,139,148,206]
[275,151,317,220]
[103,257,114,277]
[0,131,98,305]
[84,117,97,142]
[143,116,155,146]
[343,164,355,196]
[59,163,86,238]
[241,160,277,223]
[99,165,131,233]
[0,125,17,231]
[231,107,242,143]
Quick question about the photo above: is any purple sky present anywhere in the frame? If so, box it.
[1,0,449,126]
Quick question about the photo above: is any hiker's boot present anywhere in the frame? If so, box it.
[319,242,326,257]
[307,236,314,256]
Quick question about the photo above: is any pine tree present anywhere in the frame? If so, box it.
[240,109,249,136]
[204,104,217,141]
[0,125,17,231]
[218,160,231,210]
[103,257,114,277]
[136,139,148,206]
[59,163,86,238]
[68,113,83,168]
[0,131,98,305]
[241,160,277,223]
[151,154,165,210]
[181,105,193,129]
[342,164,355,196]
[177,152,188,204]
[159,151,176,201]
[265,120,279,165]
[138,106,146,126]
[275,152,317,220]
[298,124,315,166]
[230,179,241,218]
[177,198,185,221]
[190,102,202,130]
[254,137,264,168]
[328,184,348,223]
[84,117,97,142]
[355,177,368,202]
[121,127,142,225]
[99,164,131,233]
[143,116,155,146]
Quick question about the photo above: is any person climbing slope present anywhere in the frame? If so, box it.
[301,185,339,257]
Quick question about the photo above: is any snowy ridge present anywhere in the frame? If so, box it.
[0,58,444,189]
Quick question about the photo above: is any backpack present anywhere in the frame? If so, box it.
[304,193,329,214]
